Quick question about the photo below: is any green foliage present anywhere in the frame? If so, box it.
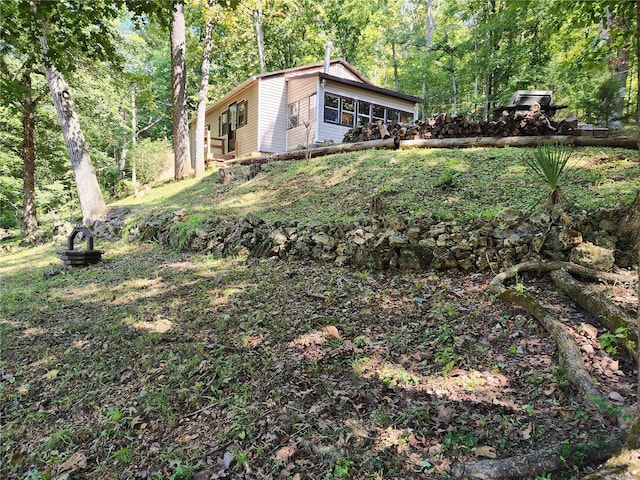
[578,77,625,127]
[598,326,629,355]
[526,143,574,207]
[331,457,354,479]
[129,138,172,186]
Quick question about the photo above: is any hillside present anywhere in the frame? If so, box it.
[111,146,640,226]
[1,146,639,480]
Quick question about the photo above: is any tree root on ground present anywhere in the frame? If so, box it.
[451,435,625,480]
[482,260,637,479]
[549,269,637,358]
[488,261,610,402]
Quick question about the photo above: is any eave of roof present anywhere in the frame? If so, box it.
[310,73,423,104]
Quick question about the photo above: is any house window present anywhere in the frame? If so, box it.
[309,94,317,122]
[400,111,413,124]
[387,108,400,123]
[372,104,385,123]
[228,103,237,130]
[237,100,247,127]
[357,101,371,125]
[324,93,339,123]
[341,98,355,127]
[220,111,228,136]
[288,102,299,129]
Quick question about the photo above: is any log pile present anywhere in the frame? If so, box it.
[343,112,577,143]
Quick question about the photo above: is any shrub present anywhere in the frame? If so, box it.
[526,142,574,207]
[128,139,172,185]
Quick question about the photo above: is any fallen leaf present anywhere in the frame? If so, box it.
[521,423,533,440]
[580,323,599,339]
[435,404,454,424]
[274,444,297,461]
[59,451,87,472]
[324,325,341,339]
[475,445,497,459]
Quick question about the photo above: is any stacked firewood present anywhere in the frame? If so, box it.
[343,112,577,143]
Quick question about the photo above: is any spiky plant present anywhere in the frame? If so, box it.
[526,142,574,206]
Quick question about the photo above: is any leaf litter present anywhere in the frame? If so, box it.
[0,242,636,479]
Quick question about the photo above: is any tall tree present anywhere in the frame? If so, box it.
[171,0,191,180]
[1,0,128,226]
[194,0,217,177]
[0,52,45,235]
[254,0,266,73]
[39,31,106,224]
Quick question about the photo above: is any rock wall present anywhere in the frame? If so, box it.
[96,205,625,272]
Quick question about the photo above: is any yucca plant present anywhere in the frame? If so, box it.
[526,142,574,207]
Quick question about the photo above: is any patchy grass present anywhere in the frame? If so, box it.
[111,146,639,225]
[1,146,638,479]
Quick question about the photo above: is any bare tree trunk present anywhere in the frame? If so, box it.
[195,0,215,177]
[450,48,457,114]
[255,0,266,73]
[39,34,106,225]
[171,0,191,181]
[120,108,128,180]
[391,40,399,92]
[20,70,38,235]
[422,0,437,118]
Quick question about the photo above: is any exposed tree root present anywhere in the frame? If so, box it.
[488,261,634,293]
[451,435,625,480]
[488,262,606,402]
[486,260,637,478]
[550,269,638,358]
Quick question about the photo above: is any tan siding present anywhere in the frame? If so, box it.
[284,64,364,83]
[201,82,260,157]
[286,77,318,150]
[236,83,259,156]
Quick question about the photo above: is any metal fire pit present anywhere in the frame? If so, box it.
[58,226,103,267]
[493,90,567,119]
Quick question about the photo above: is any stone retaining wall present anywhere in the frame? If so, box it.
[96,205,625,272]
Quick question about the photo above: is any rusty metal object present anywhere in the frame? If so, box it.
[58,226,103,267]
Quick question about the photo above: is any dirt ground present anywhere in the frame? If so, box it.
[1,243,637,479]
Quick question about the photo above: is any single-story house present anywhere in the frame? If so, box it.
[189,59,422,161]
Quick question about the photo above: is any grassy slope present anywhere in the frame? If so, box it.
[112,146,640,226]
[1,146,639,480]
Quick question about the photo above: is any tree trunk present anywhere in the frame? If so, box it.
[255,0,266,73]
[20,69,38,236]
[120,107,128,180]
[39,35,106,225]
[549,269,637,358]
[450,48,457,114]
[391,40,399,92]
[400,135,574,150]
[195,0,215,177]
[171,0,191,181]
[451,435,624,480]
[222,138,398,166]
[573,136,638,149]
